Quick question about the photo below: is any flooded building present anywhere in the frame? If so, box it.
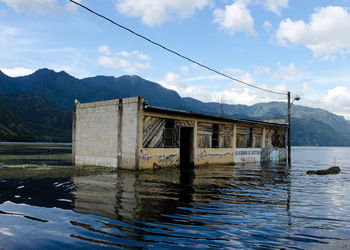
[72,97,287,169]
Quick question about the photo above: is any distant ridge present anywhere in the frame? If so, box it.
[0,68,349,145]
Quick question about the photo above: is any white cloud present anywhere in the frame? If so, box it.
[212,88,257,105]
[98,45,111,55]
[213,0,254,36]
[97,47,151,74]
[226,68,254,84]
[211,82,287,106]
[116,0,213,27]
[263,21,272,31]
[324,86,350,118]
[273,62,299,81]
[98,56,150,74]
[0,67,34,76]
[254,65,271,75]
[302,82,310,92]
[0,0,81,14]
[160,72,215,101]
[64,0,81,12]
[164,72,188,90]
[264,0,289,16]
[180,66,189,75]
[0,25,18,37]
[119,50,151,60]
[160,69,288,107]
[276,6,350,57]
[301,86,350,120]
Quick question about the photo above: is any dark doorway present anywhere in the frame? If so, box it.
[180,127,194,167]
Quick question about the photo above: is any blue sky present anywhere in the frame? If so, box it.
[1,0,350,119]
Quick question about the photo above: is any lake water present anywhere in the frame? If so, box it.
[0,144,349,249]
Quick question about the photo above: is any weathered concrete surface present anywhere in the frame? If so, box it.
[74,100,119,167]
[73,97,142,169]
[120,97,142,169]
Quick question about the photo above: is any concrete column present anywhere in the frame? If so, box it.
[72,100,77,165]
[193,121,198,163]
[117,99,123,169]
[120,97,142,170]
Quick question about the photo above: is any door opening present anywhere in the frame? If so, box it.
[180,127,194,167]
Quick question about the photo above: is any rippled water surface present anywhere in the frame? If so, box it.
[0,144,349,249]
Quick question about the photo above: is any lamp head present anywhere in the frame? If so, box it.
[294,95,300,101]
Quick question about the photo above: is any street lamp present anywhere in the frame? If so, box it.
[287,92,300,165]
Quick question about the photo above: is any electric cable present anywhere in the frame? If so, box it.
[68,0,287,96]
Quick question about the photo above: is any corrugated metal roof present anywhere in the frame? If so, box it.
[144,104,288,127]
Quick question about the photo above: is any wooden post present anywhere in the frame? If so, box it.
[262,128,266,148]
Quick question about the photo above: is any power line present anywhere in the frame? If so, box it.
[68,0,287,96]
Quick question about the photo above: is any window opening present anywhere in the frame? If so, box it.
[246,128,253,148]
[164,119,174,147]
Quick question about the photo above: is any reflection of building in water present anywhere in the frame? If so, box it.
[71,163,290,223]
[72,174,138,221]
[71,170,195,223]
[70,164,291,247]
[73,97,287,169]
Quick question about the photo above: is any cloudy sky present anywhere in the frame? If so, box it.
[1,0,350,118]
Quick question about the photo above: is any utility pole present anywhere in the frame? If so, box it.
[287,91,291,165]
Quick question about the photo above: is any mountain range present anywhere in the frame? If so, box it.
[1,68,350,146]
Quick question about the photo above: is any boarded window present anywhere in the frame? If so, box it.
[197,122,212,148]
[236,125,248,148]
[252,127,263,148]
[143,116,194,148]
[212,124,219,148]
[271,128,286,147]
[219,124,233,148]
[265,127,286,148]
[143,117,178,148]
[197,122,233,148]
[143,117,165,148]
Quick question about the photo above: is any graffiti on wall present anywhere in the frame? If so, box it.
[270,148,278,161]
[196,149,234,162]
[140,149,179,167]
[234,148,262,163]
[261,148,287,162]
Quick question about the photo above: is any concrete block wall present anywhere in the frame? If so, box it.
[73,97,142,169]
[119,97,142,169]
